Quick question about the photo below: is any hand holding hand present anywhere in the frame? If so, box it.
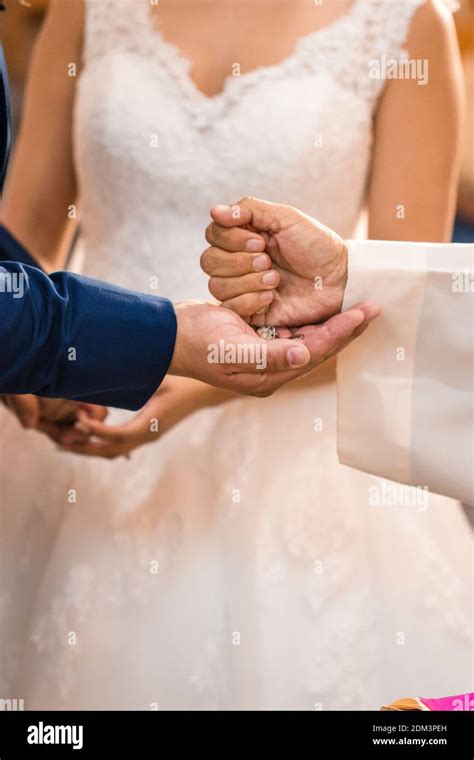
[37,399,108,445]
[201,197,354,327]
[55,376,221,459]
[2,393,108,444]
[55,297,380,456]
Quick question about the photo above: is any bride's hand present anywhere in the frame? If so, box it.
[55,377,232,460]
[37,399,109,445]
[2,394,108,443]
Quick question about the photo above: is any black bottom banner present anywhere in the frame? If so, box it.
[0,709,472,758]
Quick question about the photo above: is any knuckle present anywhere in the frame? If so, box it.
[204,223,215,244]
[208,277,222,298]
[261,208,279,232]
[200,247,212,272]
[234,196,253,220]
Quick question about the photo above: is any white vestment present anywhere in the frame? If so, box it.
[338,241,474,506]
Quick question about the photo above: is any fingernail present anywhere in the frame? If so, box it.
[252,254,268,271]
[214,204,231,212]
[262,271,278,286]
[368,305,382,321]
[287,347,308,367]
[260,290,274,303]
[255,304,270,315]
[246,238,264,253]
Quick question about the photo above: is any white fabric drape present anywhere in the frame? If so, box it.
[338,241,474,506]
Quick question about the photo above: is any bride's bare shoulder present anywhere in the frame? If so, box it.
[407,0,459,58]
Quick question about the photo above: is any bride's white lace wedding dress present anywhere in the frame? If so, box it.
[2,0,472,710]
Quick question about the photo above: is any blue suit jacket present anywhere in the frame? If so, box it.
[0,256,176,410]
[0,39,177,410]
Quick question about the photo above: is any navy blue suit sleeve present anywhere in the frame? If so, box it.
[0,262,177,410]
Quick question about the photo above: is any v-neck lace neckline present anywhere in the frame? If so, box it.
[143,0,364,104]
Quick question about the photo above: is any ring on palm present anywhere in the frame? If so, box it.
[256,326,278,341]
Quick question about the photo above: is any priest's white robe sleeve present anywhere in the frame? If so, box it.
[337,241,474,505]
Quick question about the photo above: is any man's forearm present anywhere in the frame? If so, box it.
[0,262,177,410]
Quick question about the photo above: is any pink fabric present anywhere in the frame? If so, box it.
[420,693,474,711]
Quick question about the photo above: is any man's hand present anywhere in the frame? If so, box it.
[168,300,379,397]
[201,197,351,327]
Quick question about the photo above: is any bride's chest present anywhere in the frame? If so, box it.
[74,51,373,206]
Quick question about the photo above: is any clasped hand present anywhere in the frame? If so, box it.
[201,196,380,328]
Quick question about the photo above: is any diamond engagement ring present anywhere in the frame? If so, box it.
[255,326,305,341]
[256,326,279,341]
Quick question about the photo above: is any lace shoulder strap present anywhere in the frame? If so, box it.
[366,0,430,54]
[82,0,151,64]
[359,0,430,100]
[296,0,430,105]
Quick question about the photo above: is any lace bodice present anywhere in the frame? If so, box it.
[75,0,425,300]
